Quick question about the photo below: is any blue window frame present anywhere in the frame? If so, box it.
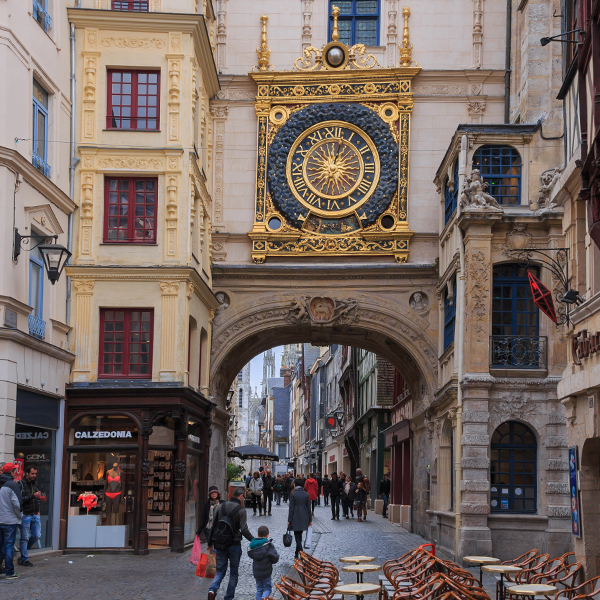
[472,145,521,206]
[444,159,459,225]
[328,1,380,47]
[491,421,537,513]
[492,264,539,338]
[33,0,52,32]
[443,278,456,350]
[29,247,45,339]
[32,80,51,178]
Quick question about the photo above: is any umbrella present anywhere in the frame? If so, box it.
[227,444,279,460]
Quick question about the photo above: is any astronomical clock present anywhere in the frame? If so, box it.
[249,7,420,264]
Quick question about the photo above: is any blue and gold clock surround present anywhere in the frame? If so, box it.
[249,47,420,263]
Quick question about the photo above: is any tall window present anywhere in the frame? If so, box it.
[329,1,380,46]
[472,145,521,206]
[33,80,50,177]
[444,160,459,225]
[443,279,456,350]
[99,309,153,378]
[28,246,45,339]
[491,421,537,513]
[238,388,243,407]
[111,0,149,10]
[33,0,52,32]
[107,70,160,130]
[104,177,157,243]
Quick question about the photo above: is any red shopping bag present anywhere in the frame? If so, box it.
[190,535,202,566]
[195,552,208,577]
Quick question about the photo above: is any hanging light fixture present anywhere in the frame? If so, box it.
[13,229,71,284]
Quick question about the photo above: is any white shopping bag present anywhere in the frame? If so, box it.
[304,525,313,549]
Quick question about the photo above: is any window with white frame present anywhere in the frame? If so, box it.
[32,80,50,178]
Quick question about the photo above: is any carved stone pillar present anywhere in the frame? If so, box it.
[82,29,99,143]
[302,0,314,50]
[78,169,95,264]
[171,415,187,552]
[138,413,153,555]
[167,33,183,144]
[216,0,227,73]
[210,105,229,227]
[72,280,95,382]
[472,0,484,69]
[386,0,398,68]
[159,281,180,381]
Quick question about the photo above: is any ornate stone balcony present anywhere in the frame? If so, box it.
[489,335,547,370]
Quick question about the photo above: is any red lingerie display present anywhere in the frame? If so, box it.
[78,493,98,513]
[105,469,122,499]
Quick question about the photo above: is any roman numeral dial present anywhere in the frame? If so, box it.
[286,120,380,218]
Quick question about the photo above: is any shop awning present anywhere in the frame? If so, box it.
[382,420,411,447]
[227,444,279,460]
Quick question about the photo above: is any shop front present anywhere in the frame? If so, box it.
[61,386,212,554]
[383,419,411,529]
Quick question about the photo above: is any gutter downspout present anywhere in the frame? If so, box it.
[504,0,512,123]
[67,13,80,341]
[454,134,468,560]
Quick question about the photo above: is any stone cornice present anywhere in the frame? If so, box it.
[460,373,562,388]
[0,147,76,215]
[0,327,75,364]
[67,8,219,98]
[66,265,221,310]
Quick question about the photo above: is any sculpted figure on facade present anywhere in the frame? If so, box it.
[286,296,359,325]
[534,166,564,211]
[460,169,502,210]
[409,291,429,313]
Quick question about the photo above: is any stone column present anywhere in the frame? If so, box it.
[171,414,187,553]
[159,281,180,381]
[138,412,153,555]
[72,281,95,382]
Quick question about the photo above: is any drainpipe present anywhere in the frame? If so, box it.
[504,0,512,123]
[454,134,468,559]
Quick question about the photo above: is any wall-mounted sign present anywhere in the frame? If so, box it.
[70,415,138,445]
[16,431,50,440]
[569,446,581,538]
[75,430,133,440]
[329,454,336,462]
[571,329,600,365]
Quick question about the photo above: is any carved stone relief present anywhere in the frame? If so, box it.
[409,292,429,315]
[286,296,359,325]
[467,250,490,342]
[302,0,314,50]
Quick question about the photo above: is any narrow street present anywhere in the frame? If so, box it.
[6,501,443,600]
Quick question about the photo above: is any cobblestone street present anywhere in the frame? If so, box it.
[3,500,446,600]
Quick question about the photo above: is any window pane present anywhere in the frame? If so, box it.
[356,20,378,46]
[33,80,49,108]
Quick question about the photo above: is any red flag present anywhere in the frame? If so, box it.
[528,271,557,323]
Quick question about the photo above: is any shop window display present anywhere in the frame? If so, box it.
[67,415,138,548]
[147,450,173,546]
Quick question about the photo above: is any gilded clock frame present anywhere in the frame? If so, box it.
[249,65,421,264]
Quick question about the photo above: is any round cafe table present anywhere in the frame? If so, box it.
[340,556,376,564]
[507,584,557,599]
[482,565,523,600]
[334,582,381,600]
[463,556,501,587]
[342,563,382,584]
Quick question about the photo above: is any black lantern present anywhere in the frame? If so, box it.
[37,242,71,285]
[334,409,345,427]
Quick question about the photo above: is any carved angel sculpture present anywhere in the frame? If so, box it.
[287,296,310,323]
[460,169,502,210]
[293,46,322,71]
[535,166,564,210]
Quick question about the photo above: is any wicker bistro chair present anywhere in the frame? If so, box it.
[294,563,338,593]
[298,551,340,577]
[278,576,333,600]
[384,550,428,579]
[514,555,551,584]
[558,576,600,600]
[389,557,437,589]
[529,564,582,599]
[503,551,540,569]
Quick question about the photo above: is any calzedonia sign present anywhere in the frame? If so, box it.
[571,330,600,365]
[72,427,138,445]
[75,430,133,440]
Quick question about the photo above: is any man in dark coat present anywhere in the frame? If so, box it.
[287,479,312,559]
[316,472,323,506]
[262,469,275,516]
[379,473,391,518]
[328,472,343,520]
[322,474,330,506]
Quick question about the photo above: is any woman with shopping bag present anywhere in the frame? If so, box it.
[287,478,311,559]
[192,486,223,566]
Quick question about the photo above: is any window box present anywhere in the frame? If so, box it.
[103,177,157,243]
[107,71,160,131]
[99,309,153,378]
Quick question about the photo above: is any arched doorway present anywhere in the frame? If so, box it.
[207,263,439,492]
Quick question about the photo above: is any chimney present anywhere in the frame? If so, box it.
[281,367,292,387]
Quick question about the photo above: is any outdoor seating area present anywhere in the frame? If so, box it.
[272,546,600,600]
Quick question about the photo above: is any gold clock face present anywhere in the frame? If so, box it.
[286,121,380,218]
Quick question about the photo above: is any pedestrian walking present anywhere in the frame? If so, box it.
[0,463,23,580]
[249,471,264,516]
[304,473,318,515]
[355,468,371,520]
[248,525,279,600]
[341,476,356,519]
[285,474,294,503]
[379,473,391,518]
[355,482,367,522]
[196,486,223,542]
[274,475,284,506]
[287,478,312,559]
[328,472,343,520]
[322,474,330,506]
[262,469,274,516]
[18,464,44,567]
[316,472,322,506]
[207,487,254,600]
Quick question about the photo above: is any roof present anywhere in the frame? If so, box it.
[273,384,291,440]
[266,377,284,397]
[304,344,321,375]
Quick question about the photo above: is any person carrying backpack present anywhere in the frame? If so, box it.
[207,487,254,600]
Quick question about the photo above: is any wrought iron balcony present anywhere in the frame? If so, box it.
[490,336,547,370]
[33,0,52,32]
[32,152,51,178]
[28,314,46,340]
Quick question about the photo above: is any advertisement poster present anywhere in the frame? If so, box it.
[569,447,581,538]
[12,457,24,482]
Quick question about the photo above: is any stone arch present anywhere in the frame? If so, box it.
[209,292,438,408]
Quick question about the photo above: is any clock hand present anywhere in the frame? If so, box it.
[333,141,344,164]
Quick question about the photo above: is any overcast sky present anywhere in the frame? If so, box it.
[249,346,284,394]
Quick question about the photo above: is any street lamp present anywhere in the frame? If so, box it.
[13,229,71,284]
[334,409,345,428]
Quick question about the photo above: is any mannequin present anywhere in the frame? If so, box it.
[104,463,122,523]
